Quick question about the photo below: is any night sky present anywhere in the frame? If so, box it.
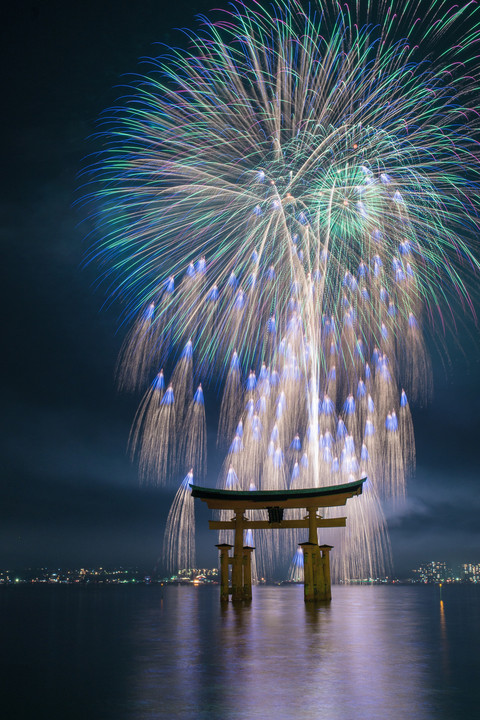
[2,0,479,577]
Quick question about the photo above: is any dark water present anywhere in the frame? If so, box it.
[1,584,479,719]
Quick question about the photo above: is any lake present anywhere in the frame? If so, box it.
[1,584,479,719]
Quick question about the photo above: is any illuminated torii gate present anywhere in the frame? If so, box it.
[191,478,366,602]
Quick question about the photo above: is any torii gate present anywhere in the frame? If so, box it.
[191,478,366,602]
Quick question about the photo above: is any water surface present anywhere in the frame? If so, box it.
[1,584,478,719]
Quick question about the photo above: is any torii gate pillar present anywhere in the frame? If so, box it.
[242,546,255,601]
[215,543,232,602]
[319,544,333,600]
[231,510,245,601]
[300,507,333,602]
[299,540,333,602]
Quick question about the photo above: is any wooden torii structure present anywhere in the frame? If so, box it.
[191,478,366,602]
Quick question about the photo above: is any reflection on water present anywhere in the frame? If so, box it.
[439,598,450,681]
[1,584,479,719]
[127,585,480,720]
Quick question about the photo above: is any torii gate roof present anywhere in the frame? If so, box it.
[190,477,366,510]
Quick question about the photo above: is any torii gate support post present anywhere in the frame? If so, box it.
[243,546,255,601]
[232,510,245,602]
[319,545,333,601]
[313,546,325,598]
[305,507,333,602]
[299,542,316,601]
[216,543,232,602]
[308,507,322,601]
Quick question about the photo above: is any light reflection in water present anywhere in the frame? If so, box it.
[439,598,450,681]
[127,585,470,719]
[3,583,479,719]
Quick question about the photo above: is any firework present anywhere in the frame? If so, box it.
[87,0,480,579]
[288,547,304,583]
[163,471,196,573]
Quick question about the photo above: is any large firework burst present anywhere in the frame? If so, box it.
[85,0,480,580]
